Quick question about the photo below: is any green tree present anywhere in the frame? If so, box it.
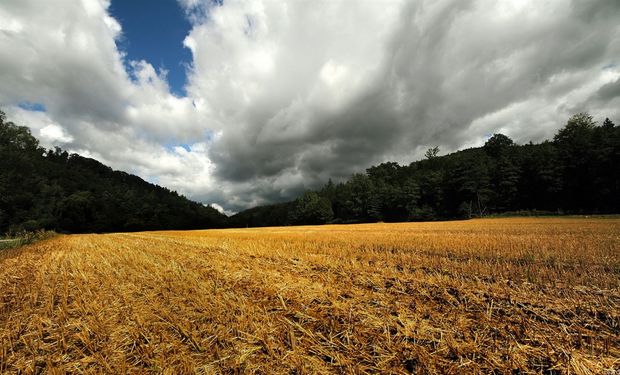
[553,112,597,210]
[451,154,492,218]
[484,133,514,157]
[554,112,596,146]
[424,146,440,160]
[0,111,40,152]
[57,191,95,232]
[347,173,374,221]
[492,156,520,211]
[402,177,421,219]
[289,191,334,225]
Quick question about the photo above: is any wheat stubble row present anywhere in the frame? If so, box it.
[1,218,619,373]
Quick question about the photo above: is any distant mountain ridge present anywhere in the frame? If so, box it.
[0,111,226,234]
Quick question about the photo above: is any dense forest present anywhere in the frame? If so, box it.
[1,111,618,234]
[230,113,619,227]
[0,111,226,234]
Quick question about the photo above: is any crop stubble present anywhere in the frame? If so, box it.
[0,217,619,373]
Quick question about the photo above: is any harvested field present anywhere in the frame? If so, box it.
[1,217,619,374]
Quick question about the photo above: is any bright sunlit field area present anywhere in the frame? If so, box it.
[1,217,619,374]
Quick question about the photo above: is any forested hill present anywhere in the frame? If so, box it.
[230,113,619,227]
[2,111,618,234]
[0,111,226,234]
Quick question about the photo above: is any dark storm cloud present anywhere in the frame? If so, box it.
[180,0,620,211]
[2,0,619,213]
[594,78,620,102]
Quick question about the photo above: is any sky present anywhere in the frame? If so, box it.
[109,0,191,96]
[0,0,619,215]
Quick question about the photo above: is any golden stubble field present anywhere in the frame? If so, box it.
[0,217,619,374]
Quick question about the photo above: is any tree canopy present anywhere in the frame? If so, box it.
[0,111,226,234]
[230,112,619,227]
[2,110,618,232]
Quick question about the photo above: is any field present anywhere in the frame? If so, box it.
[1,218,619,374]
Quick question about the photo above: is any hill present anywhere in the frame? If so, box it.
[231,113,619,227]
[2,110,618,233]
[0,111,226,234]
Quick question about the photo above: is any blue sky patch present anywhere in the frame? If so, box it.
[110,0,192,96]
[18,102,46,112]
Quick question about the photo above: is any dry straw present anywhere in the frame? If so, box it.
[1,217,619,373]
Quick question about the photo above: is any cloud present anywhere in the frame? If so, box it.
[210,202,235,216]
[0,0,217,204]
[1,0,619,213]
[178,0,620,211]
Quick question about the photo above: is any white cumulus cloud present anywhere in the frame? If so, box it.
[1,0,619,213]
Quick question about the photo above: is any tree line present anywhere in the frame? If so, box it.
[1,111,618,234]
[230,113,619,227]
[0,111,226,234]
